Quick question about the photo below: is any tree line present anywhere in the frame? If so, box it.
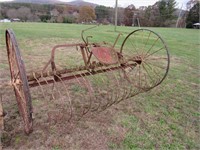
[0,0,199,28]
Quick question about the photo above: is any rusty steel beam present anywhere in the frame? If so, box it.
[28,63,137,88]
[27,63,105,81]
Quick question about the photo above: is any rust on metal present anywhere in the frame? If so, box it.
[0,96,4,131]
[5,29,33,134]
[4,26,170,134]
[92,47,118,65]
[28,62,137,87]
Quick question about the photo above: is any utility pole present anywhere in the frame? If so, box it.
[137,18,141,28]
[114,0,118,32]
[176,4,183,28]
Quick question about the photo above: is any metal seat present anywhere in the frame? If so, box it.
[92,47,118,65]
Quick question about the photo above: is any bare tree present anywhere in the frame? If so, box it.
[6,9,18,19]
[18,7,32,21]
[124,4,136,26]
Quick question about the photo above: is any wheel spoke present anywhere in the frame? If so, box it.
[145,56,168,61]
[138,65,141,88]
[126,37,140,55]
[141,30,148,55]
[143,31,151,51]
[145,47,165,59]
[144,37,159,57]
[13,71,20,82]
[144,60,166,70]
[141,63,154,85]
[143,61,162,80]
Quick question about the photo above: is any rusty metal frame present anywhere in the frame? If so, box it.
[4,26,170,135]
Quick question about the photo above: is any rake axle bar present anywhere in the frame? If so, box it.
[28,62,137,87]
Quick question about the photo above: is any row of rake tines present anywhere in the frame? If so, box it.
[30,64,143,122]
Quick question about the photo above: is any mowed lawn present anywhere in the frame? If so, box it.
[0,23,199,149]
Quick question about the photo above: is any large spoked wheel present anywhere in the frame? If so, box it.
[6,29,33,134]
[120,29,170,91]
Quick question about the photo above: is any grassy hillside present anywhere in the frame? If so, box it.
[0,23,199,149]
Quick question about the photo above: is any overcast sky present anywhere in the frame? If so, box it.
[64,0,189,8]
[0,0,189,9]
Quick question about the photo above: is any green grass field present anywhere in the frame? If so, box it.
[0,23,199,149]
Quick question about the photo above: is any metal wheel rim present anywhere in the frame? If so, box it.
[6,29,33,134]
[120,28,170,91]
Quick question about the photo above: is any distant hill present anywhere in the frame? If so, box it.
[67,0,97,7]
[8,0,62,4]
[2,0,98,7]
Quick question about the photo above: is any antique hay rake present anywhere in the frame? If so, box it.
[4,26,170,134]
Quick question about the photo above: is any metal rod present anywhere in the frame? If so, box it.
[28,63,137,88]
[112,33,121,48]
[28,55,140,82]
[28,63,104,81]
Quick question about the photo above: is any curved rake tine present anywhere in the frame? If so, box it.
[78,74,93,119]
[106,67,122,105]
[97,67,110,109]
[32,72,47,100]
[126,85,137,99]
[82,65,115,113]
[41,71,61,100]
[79,75,94,115]
[51,74,62,100]
[70,71,93,121]
[108,90,125,106]
[120,62,137,84]
[99,63,135,111]
[39,71,55,106]
[81,78,93,115]
[120,62,136,82]
[114,76,138,105]
[54,74,73,122]
[40,71,56,100]
[89,82,102,112]
[85,67,107,112]
[110,90,121,107]
[112,65,135,102]
[99,67,121,111]
[95,63,121,111]
[105,79,126,108]
[99,88,112,111]
[128,88,141,100]
[96,66,113,111]
[89,85,103,112]
[100,90,112,111]
[53,74,67,104]
[104,66,122,106]
[51,84,56,100]
[51,75,62,100]
[115,87,133,105]
[121,65,134,91]
[82,68,109,113]
[97,62,131,111]
[115,85,130,104]
[68,67,97,121]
